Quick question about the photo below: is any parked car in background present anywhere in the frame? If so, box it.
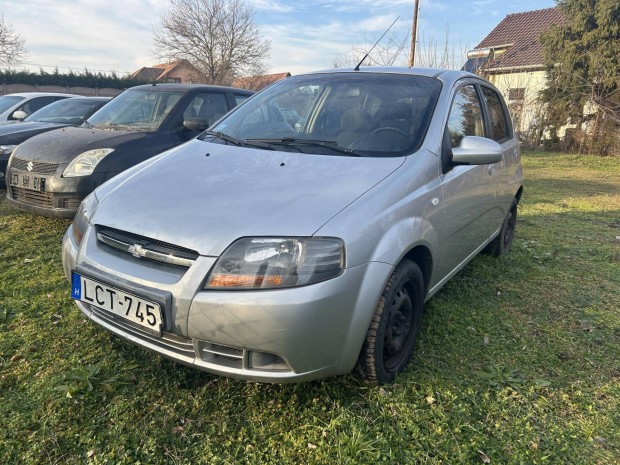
[0,92,77,122]
[62,67,523,384]
[6,84,253,215]
[0,97,110,189]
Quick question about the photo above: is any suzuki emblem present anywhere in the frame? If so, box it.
[27,161,34,172]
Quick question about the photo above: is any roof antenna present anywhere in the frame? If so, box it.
[354,16,400,71]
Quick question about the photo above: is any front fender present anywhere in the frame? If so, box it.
[367,216,438,267]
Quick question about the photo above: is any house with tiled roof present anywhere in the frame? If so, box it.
[463,7,565,135]
[232,72,291,91]
[132,60,203,83]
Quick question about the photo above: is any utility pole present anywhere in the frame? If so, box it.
[408,0,420,67]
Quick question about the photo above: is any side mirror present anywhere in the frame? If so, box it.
[11,110,28,121]
[183,117,210,132]
[452,136,503,165]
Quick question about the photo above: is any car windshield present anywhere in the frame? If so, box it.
[209,72,442,157]
[0,95,25,114]
[25,98,106,124]
[87,89,184,131]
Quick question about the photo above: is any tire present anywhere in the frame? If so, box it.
[356,259,424,384]
[484,200,517,257]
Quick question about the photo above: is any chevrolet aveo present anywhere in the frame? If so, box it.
[62,68,523,384]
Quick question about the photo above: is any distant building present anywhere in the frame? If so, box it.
[132,60,202,84]
[463,7,564,135]
[232,72,291,91]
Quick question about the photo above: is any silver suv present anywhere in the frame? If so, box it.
[62,68,523,384]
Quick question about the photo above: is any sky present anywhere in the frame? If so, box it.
[0,0,556,76]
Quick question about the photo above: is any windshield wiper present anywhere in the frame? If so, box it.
[94,123,134,131]
[202,130,243,146]
[247,138,360,156]
[202,130,275,150]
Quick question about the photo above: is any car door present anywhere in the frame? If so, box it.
[435,82,500,278]
[173,92,231,142]
[479,85,520,213]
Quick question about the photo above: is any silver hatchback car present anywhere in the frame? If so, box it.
[62,68,523,384]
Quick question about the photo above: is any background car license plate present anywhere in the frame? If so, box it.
[71,272,163,334]
[10,172,46,192]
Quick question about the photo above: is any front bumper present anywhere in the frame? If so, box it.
[62,226,392,383]
[6,158,115,217]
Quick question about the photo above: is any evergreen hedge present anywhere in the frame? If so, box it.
[0,68,149,89]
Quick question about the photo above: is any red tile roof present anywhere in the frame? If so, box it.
[232,72,291,91]
[132,60,199,82]
[475,7,565,71]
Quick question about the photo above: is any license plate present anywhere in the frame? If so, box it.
[71,272,163,334]
[10,172,46,192]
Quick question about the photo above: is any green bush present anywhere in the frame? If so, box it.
[0,68,149,89]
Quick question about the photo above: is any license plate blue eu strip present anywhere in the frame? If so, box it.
[72,272,82,299]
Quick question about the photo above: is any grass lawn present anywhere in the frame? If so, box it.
[0,151,619,464]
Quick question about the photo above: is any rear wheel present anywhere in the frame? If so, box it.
[356,259,424,384]
[485,200,517,257]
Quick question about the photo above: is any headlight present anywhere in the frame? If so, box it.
[205,237,345,290]
[63,148,114,177]
[71,193,99,245]
[0,145,17,156]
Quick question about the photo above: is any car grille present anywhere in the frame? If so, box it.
[89,305,196,359]
[88,303,291,373]
[199,342,244,369]
[61,198,82,210]
[97,226,199,268]
[10,186,54,207]
[10,157,60,175]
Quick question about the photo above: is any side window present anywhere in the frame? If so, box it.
[234,94,250,106]
[447,85,485,148]
[10,96,65,119]
[182,93,228,126]
[481,87,510,141]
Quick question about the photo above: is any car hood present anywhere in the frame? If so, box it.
[12,126,148,163]
[0,121,66,141]
[93,139,405,257]
[0,121,62,134]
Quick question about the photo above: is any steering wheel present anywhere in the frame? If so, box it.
[368,126,409,138]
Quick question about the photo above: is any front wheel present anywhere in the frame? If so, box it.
[356,259,424,384]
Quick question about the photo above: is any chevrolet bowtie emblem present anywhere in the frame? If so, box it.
[127,244,147,258]
[27,161,34,172]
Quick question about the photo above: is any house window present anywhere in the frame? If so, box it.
[508,88,525,101]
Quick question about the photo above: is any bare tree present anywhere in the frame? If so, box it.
[0,14,27,68]
[414,28,468,70]
[332,25,467,71]
[332,26,410,69]
[153,0,270,85]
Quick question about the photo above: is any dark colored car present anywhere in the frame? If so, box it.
[6,84,253,217]
[0,97,110,188]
